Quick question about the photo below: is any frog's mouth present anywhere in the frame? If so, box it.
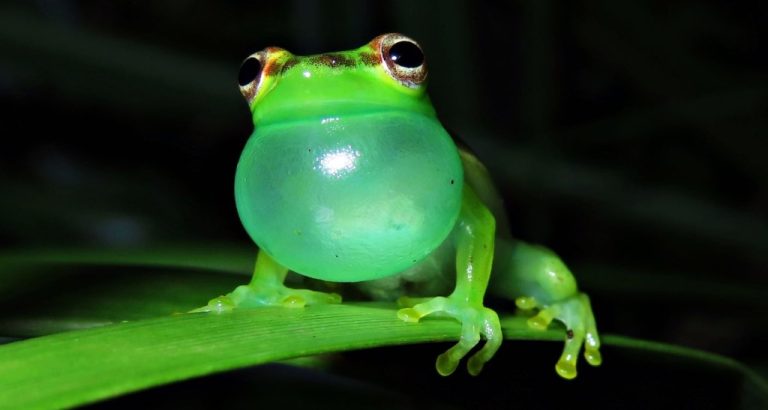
[253,100,437,127]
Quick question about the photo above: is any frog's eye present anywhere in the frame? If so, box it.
[238,57,262,87]
[389,41,424,68]
[238,51,268,103]
[379,33,427,88]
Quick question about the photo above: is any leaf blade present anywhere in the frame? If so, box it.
[0,304,552,409]
[0,303,765,410]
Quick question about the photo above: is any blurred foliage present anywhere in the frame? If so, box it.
[0,0,767,407]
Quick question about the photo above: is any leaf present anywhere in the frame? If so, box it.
[1,248,766,409]
[0,304,540,409]
[0,303,765,410]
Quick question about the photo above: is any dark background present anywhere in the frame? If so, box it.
[1,0,767,407]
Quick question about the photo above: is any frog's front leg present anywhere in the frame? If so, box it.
[397,186,502,376]
[193,250,341,313]
[495,241,602,379]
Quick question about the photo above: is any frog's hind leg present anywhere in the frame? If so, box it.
[494,241,601,379]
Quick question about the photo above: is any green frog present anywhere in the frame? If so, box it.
[199,33,601,379]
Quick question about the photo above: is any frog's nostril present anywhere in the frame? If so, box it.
[238,57,262,86]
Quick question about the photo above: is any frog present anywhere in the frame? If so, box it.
[197,33,601,379]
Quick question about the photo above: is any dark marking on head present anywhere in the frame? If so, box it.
[566,329,574,339]
[359,52,380,66]
[281,57,299,74]
[310,53,356,68]
[330,53,355,67]
[368,34,385,51]
[450,179,455,185]
[254,48,286,77]
[311,55,333,67]
[263,60,283,77]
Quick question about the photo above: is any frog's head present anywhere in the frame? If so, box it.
[237,33,433,125]
[234,34,463,282]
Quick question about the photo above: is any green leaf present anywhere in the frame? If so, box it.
[1,248,766,409]
[0,304,539,409]
[0,303,764,410]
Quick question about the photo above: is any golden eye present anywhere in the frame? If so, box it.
[378,33,427,88]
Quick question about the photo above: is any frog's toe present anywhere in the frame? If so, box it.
[524,292,601,379]
[585,341,602,366]
[435,311,482,376]
[435,306,501,376]
[466,309,502,376]
[233,284,342,308]
[396,296,434,308]
[399,296,502,376]
[515,295,540,310]
[527,305,558,330]
[583,295,602,366]
[285,288,342,307]
[396,296,448,323]
[555,314,602,379]
[190,295,237,313]
[192,284,341,312]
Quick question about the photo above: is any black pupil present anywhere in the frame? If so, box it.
[238,57,262,86]
[388,41,423,68]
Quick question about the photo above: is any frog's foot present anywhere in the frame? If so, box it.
[516,293,601,379]
[191,284,342,313]
[397,296,502,376]
[396,296,433,308]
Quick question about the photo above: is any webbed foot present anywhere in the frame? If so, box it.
[397,296,502,376]
[192,284,341,313]
[516,293,601,379]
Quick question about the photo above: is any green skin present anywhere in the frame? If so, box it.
[199,33,601,379]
